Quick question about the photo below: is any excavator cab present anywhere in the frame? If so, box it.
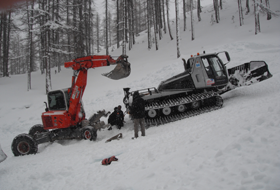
[48,89,69,111]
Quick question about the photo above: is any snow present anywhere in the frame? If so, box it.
[1,0,280,190]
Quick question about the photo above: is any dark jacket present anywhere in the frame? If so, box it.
[108,110,117,125]
[116,109,124,122]
[130,94,145,119]
[108,108,124,127]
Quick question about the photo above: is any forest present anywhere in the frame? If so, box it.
[0,0,274,93]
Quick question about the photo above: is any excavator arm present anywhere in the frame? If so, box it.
[64,55,130,71]
[64,55,131,124]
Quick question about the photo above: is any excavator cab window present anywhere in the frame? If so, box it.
[48,90,67,111]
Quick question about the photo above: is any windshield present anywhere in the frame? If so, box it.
[202,56,226,78]
[48,90,66,110]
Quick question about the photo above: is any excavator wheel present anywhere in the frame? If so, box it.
[11,134,38,156]
[82,127,97,141]
[29,124,48,137]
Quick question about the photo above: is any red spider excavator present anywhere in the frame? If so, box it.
[11,55,131,156]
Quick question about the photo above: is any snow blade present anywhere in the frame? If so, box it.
[0,144,7,163]
[102,61,131,80]
[228,61,272,86]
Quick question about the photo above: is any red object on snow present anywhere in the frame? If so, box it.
[102,156,118,165]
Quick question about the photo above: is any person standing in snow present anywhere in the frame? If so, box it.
[130,91,146,138]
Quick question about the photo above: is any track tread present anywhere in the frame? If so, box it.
[145,92,223,126]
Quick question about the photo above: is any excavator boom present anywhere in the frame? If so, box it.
[64,54,131,125]
[65,55,131,80]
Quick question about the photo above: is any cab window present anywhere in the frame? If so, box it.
[209,57,226,77]
[48,91,66,110]
[202,56,226,78]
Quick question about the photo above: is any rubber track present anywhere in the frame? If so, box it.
[144,92,222,126]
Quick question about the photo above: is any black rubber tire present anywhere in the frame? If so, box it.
[29,124,47,137]
[11,134,38,156]
[82,127,97,141]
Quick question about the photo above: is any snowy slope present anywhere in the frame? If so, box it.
[1,0,280,190]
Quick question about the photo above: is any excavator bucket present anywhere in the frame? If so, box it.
[228,61,272,86]
[102,61,131,80]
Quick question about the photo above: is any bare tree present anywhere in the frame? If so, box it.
[253,0,261,35]
[175,0,180,58]
[122,0,127,55]
[116,0,120,48]
[246,0,250,14]
[213,0,220,23]
[152,0,158,50]
[26,0,35,90]
[238,0,244,26]
[105,0,109,55]
[1,11,11,77]
[183,0,187,31]
[265,0,271,20]
[147,0,152,49]
[96,13,100,53]
[161,0,167,34]
[197,0,201,21]
[166,0,173,40]
[190,0,195,40]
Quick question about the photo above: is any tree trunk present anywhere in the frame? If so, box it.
[147,0,152,49]
[2,12,8,77]
[197,0,201,21]
[152,0,158,50]
[128,0,133,50]
[175,0,180,58]
[122,0,126,55]
[26,1,32,90]
[96,13,100,53]
[0,13,2,75]
[266,0,271,20]
[213,0,219,23]
[166,0,173,40]
[191,0,194,41]
[105,0,109,55]
[183,0,187,31]
[238,0,244,26]
[116,0,120,49]
[66,0,71,60]
[254,0,261,35]
[162,0,167,34]
[246,0,250,14]
[46,0,52,94]
[78,0,84,57]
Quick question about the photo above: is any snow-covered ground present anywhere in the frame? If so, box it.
[1,0,280,189]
